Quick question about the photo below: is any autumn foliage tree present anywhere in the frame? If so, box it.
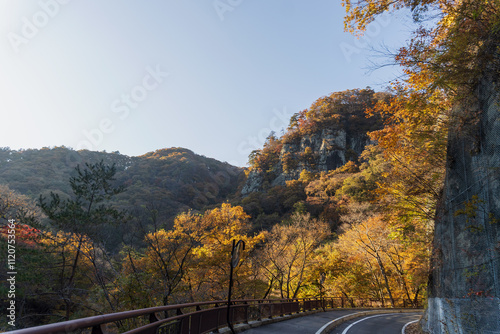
[0,184,40,224]
[310,200,428,307]
[248,133,282,175]
[254,213,330,299]
[285,88,382,141]
[119,204,266,307]
[184,204,266,300]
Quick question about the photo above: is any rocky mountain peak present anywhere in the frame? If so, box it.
[242,88,387,195]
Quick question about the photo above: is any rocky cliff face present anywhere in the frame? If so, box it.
[241,126,372,195]
[241,88,384,195]
[421,74,500,333]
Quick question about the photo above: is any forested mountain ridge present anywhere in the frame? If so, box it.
[0,146,244,229]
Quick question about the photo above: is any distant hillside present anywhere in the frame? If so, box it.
[0,146,244,229]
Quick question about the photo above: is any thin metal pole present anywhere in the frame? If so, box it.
[227,240,236,334]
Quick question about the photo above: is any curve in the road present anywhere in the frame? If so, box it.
[315,309,422,334]
[341,314,397,334]
[239,309,422,334]
[328,312,422,334]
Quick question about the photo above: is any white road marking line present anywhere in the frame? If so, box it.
[341,314,393,334]
[402,319,419,334]
[314,312,365,334]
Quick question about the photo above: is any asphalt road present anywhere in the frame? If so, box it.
[239,311,422,334]
[242,310,361,334]
[328,312,422,334]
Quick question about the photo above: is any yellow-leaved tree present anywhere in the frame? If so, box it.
[254,213,331,299]
[185,204,265,301]
[119,204,265,307]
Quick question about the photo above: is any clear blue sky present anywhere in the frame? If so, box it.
[0,1,414,167]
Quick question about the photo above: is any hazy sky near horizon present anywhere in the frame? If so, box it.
[0,0,415,167]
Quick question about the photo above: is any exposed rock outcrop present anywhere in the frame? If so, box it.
[241,89,387,195]
[242,126,373,195]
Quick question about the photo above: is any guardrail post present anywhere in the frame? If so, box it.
[91,324,105,334]
[213,306,220,333]
[244,301,249,324]
[149,312,159,323]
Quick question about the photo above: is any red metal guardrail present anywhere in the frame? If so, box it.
[8,297,422,334]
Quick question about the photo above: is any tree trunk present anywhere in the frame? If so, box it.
[375,255,395,307]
